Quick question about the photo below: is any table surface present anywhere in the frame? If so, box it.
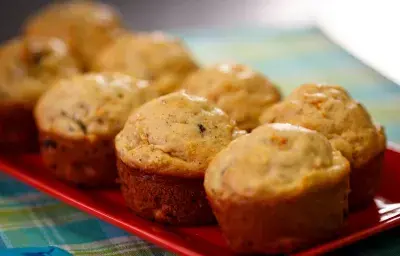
[0,1,400,256]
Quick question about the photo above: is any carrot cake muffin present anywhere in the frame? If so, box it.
[183,63,281,131]
[0,37,82,152]
[93,32,198,95]
[34,72,156,186]
[115,91,245,225]
[260,84,386,209]
[23,0,123,69]
[204,123,350,254]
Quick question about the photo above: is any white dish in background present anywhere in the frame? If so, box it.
[254,0,399,85]
[314,0,400,86]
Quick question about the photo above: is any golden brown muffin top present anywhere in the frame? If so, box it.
[259,84,386,168]
[24,0,123,68]
[0,37,82,107]
[205,123,350,199]
[35,72,157,140]
[115,91,245,178]
[183,63,281,131]
[93,32,198,95]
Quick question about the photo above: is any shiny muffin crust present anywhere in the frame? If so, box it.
[205,123,350,254]
[23,0,124,69]
[93,32,198,95]
[0,37,82,152]
[183,63,281,131]
[35,72,156,186]
[260,84,386,210]
[115,91,245,225]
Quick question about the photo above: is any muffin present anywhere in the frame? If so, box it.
[183,63,281,131]
[93,32,198,95]
[23,0,123,68]
[115,91,245,225]
[0,37,82,152]
[260,84,386,209]
[205,123,350,254]
[34,72,156,186]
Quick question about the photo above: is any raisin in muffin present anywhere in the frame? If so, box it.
[205,123,350,254]
[260,84,386,210]
[0,37,82,152]
[183,63,281,131]
[93,32,198,95]
[115,91,245,225]
[34,72,156,186]
[23,0,124,69]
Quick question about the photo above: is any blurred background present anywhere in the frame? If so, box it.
[1,0,398,86]
[0,0,316,40]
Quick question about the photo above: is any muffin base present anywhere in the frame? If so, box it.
[117,159,215,225]
[206,179,348,254]
[39,131,117,187]
[349,152,385,210]
[0,105,38,153]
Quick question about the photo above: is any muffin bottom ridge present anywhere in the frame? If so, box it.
[208,178,349,254]
[349,152,385,210]
[39,132,117,187]
[0,105,38,153]
[117,159,215,226]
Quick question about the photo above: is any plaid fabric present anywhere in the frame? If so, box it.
[0,27,399,256]
[0,173,173,256]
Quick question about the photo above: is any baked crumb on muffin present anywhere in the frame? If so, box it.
[205,123,350,254]
[23,0,124,69]
[0,37,82,152]
[183,63,281,131]
[93,32,198,95]
[35,72,156,186]
[260,83,386,209]
[115,91,245,225]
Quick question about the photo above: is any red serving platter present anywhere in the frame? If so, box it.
[0,146,400,256]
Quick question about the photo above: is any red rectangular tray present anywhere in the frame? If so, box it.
[0,146,400,256]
